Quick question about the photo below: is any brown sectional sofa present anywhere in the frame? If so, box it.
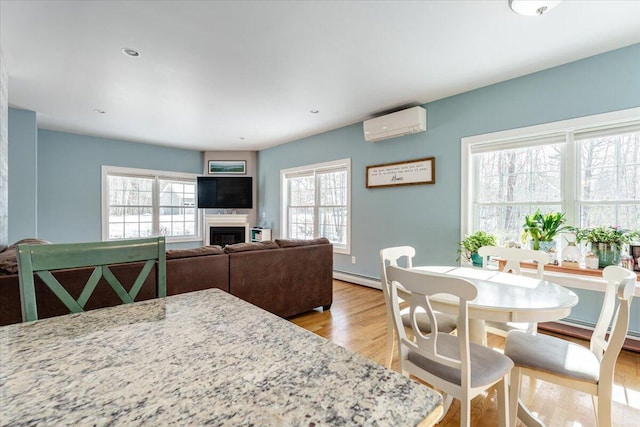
[0,238,333,326]
[226,239,333,318]
[165,245,230,295]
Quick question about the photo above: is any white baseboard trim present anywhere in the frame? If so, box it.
[333,271,381,290]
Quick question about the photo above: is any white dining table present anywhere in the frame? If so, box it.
[0,288,443,426]
[414,265,580,427]
[414,266,579,344]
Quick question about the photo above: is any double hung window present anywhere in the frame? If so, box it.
[576,126,640,228]
[462,109,640,243]
[102,166,199,242]
[281,159,351,253]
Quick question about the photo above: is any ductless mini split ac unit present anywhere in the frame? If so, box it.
[363,106,427,142]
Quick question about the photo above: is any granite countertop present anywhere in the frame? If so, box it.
[0,288,441,426]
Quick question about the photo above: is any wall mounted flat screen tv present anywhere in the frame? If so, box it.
[197,176,253,209]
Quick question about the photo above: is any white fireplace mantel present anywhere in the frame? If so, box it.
[205,214,250,245]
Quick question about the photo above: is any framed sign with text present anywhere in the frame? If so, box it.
[366,157,435,189]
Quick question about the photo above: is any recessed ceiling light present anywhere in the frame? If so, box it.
[121,48,141,58]
[509,0,561,16]
[93,109,106,114]
[310,109,319,114]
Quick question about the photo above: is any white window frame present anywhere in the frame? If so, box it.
[280,158,351,254]
[461,107,640,240]
[101,165,201,243]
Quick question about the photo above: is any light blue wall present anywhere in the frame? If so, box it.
[564,286,640,339]
[259,43,640,277]
[36,130,203,246]
[7,108,38,242]
[258,44,640,331]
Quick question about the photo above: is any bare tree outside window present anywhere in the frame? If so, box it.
[159,180,196,237]
[107,176,153,239]
[105,169,198,241]
[471,127,639,243]
[283,160,350,251]
[579,131,640,229]
[475,144,563,243]
[287,175,315,240]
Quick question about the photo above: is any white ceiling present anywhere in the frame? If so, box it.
[1,1,639,152]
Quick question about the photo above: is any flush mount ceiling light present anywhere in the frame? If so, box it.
[310,109,319,114]
[509,0,561,16]
[121,48,141,58]
[93,109,106,114]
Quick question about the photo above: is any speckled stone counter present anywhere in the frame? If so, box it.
[0,288,441,426]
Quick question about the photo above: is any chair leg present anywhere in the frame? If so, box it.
[443,394,454,417]
[521,327,539,394]
[460,397,471,427]
[385,328,395,369]
[596,390,612,427]
[527,375,537,393]
[509,367,522,427]
[497,377,509,427]
[434,394,454,423]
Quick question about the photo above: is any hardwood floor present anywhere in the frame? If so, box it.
[290,280,640,427]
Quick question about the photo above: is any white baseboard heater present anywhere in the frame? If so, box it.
[333,271,381,290]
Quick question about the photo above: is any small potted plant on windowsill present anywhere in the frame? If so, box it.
[457,231,497,267]
[521,210,570,252]
[571,226,640,268]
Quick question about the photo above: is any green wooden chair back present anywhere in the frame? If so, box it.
[17,237,166,322]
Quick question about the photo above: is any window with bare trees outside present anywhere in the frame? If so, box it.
[102,166,200,242]
[462,109,640,244]
[281,159,351,254]
[577,127,640,228]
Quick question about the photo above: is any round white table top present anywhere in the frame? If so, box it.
[414,266,579,323]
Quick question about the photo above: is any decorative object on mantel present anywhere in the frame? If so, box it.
[457,231,497,267]
[365,157,434,188]
[521,210,570,255]
[572,226,640,268]
[208,160,246,175]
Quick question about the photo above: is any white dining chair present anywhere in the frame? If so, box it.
[478,245,549,336]
[478,246,548,277]
[380,247,457,369]
[504,265,636,427]
[386,265,513,427]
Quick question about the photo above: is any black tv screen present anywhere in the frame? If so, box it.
[197,176,253,209]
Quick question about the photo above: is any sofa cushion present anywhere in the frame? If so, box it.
[224,241,279,253]
[0,251,18,276]
[275,237,330,248]
[166,245,224,260]
[0,239,52,276]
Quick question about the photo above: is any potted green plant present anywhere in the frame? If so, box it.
[521,210,570,251]
[571,226,640,268]
[457,231,497,267]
